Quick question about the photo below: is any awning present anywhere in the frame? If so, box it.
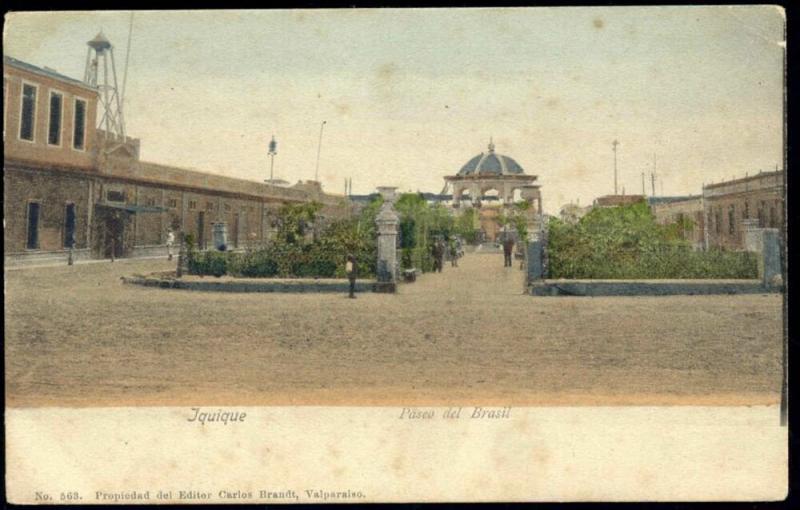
[95,202,167,214]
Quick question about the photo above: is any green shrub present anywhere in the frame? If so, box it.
[547,201,758,279]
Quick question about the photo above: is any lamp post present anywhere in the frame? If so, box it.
[315,120,326,182]
[267,135,277,184]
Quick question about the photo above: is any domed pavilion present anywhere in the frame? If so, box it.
[445,139,542,214]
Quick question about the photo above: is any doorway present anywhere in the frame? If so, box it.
[232,213,240,248]
[103,213,125,259]
[26,202,40,249]
[197,211,206,249]
[64,203,76,248]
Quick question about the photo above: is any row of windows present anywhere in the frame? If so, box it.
[105,191,256,213]
[711,200,781,235]
[25,201,77,250]
[9,80,88,150]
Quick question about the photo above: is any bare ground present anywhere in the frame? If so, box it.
[4,254,783,407]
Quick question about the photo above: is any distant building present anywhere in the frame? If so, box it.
[443,140,543,242]
[558,202,592,224]
[593,194,646,207]
[650,195,705,250]
[702,170,784,250]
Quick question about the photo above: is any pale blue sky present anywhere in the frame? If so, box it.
[4,7,785,211]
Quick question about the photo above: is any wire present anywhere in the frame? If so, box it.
[120,12,134,113]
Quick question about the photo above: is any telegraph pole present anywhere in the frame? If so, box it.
[612,140,619,195]
[314,120,327,182]
[641,172,646,195]
[267,135,277,184]
[651,153,657,196]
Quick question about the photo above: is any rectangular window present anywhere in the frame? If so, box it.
[107,190,125,202]
[167,198,178,209]
[145,197,156,207]
[770,206,777,228]
[206,201,214,211]
[20,83,37,141]
[743,201,749,219]
[188,200,197,210]
[48,91,63,145]
[73,98,87,150]
[27,202,40,249]
[715,209,722,234]
[728,205,735,235]
[64,203,76,248]
[224,203,231,212]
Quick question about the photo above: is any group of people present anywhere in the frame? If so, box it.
[431,236,463,272]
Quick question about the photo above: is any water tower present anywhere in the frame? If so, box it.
[84,31,126,139]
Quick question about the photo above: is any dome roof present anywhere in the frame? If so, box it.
[457,140,525,176]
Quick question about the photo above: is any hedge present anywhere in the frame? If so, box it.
[547,200,758,279]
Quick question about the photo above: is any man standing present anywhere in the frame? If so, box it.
[503,236,514,267]
[436,240,445,272]
[449,236,458,267]
[166,228,175,261]
[346,254,357,299]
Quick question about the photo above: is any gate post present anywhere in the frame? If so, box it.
[760,228,782,289]
[375,187,399,293]
[176,231,188,278]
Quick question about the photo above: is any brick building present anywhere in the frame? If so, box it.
[4,56,348,265]
[702,170,784,250]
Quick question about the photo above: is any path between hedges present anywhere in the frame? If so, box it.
[402,253,526,297]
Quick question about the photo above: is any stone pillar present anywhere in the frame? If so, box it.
[526,240,544,283]
[742,219,762,252]
[760,228,782,289]
[375,187,399,293]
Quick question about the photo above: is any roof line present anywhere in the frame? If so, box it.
[4,55,98,93]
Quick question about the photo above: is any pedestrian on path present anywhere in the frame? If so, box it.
[435,240,445,272]
[166,229,175,261]
[449,236,459,267]
[503,237,514,267]
[345,253,357,298]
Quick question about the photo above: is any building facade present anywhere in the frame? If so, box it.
[4,56,348,265]
[703,170,784,250]
[650,196,705,250]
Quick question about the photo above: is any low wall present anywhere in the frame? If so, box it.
[5,248,92,267]
[122,274,379,293]
[529,279,776,297]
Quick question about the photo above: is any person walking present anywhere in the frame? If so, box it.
[345,253,357,299]
[449,236,458,267]
[503,236,514,267]
[166,229,175,261]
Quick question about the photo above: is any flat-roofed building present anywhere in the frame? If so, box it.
[702,170,784,250]
[4,55,348,265]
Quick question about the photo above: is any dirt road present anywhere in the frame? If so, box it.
[5,254,783,407]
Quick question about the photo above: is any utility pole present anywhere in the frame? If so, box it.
[651,153,657,196]
[314,120,327,182]
[641,172,646,196]
[267,135,277,183]
[612,140,619,195]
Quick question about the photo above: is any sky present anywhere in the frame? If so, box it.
[4,7,785,213]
